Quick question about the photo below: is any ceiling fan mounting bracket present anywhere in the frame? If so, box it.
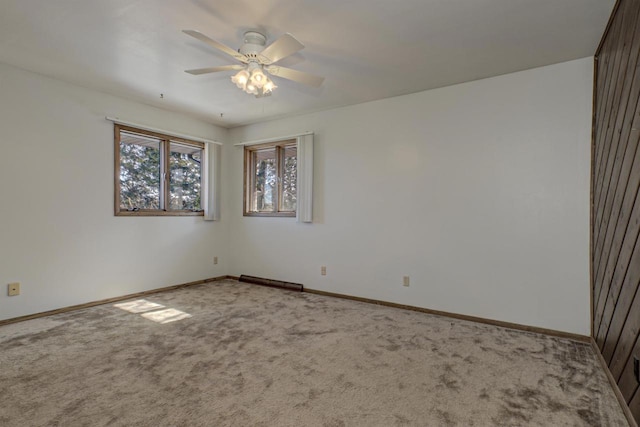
[243,31,266,46]
[240,31,267,56]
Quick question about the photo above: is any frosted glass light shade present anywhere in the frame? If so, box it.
[231,70,250,89]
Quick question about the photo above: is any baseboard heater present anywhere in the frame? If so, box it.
[239,275,303,292]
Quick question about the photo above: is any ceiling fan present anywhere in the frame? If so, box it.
[183,30,324,98]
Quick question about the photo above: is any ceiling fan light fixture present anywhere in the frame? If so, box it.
[263,80,277,94]
[245,82,258,95]
[250,68,267,88]
[231,66,276,97]
[231,69,250,89]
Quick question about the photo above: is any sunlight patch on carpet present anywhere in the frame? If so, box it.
[114,299,165,313]
[141,308,192,324]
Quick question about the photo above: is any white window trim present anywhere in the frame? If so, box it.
[203,143,221,221]
[106,116,222,146]
[296,134,313,223]
[234,131,314,146]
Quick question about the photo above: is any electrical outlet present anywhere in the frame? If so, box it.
[321,266,327,276]
[634,356,639,383]
[213,256,218,265]
[8,282,20,296]
[403,276,410,287]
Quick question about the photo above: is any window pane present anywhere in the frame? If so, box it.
[169,142,202,211]
[281,145,297,212]
[119,132,161,210]
[252,148,277,212]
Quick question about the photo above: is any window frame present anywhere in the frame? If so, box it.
[114,124,205,217]
[243,139,297,217]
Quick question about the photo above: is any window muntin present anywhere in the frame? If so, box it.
[244,140,297,217]
[115,125,204,216]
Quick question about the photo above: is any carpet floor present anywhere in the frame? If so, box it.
[0,280,628,426]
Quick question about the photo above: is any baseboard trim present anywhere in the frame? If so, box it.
[12,275,588,343]
[590,339,637,427]
[304,288,591,343]
[239,275,303,292]
[0,275,231,327]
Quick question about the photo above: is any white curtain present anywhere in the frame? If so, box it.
[296,134,313,223]
[203,143,221,221]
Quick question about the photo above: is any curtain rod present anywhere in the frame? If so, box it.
[105,116,223,145]
[234,131,313,146]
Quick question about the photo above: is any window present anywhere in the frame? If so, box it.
[114,125,205,216]
[244,140,297,216]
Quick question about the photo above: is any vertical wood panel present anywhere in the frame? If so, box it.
[594,1,620,224]
[594,14,619,172]
[595,5,627,181]
[594,1,638,308]
[594,4,640,246]
[594,9,626,191]
[594,119,640,339]
[593,13,627,306]
[593,1,640,425]
[597,141,640,350]
[595,96,640,346]
[594,1,635,216]
[615,319,640,401]
[603,215,640,365]
[631,387,640,421]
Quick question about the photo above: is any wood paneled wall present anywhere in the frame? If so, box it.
[593,0,640,422]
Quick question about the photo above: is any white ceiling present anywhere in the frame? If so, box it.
[0,0,615,128]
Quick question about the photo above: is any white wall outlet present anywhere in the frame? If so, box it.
[213,256,218,265]
[403,276,410,287]
[321,266,327,276]
[8,282,20,296]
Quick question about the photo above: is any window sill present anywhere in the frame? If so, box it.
[116,210,204,217]
[243,212,296,218]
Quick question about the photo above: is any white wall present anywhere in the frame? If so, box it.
[0,57,593,334]
[0,62,229,321]
[228,57,593,335]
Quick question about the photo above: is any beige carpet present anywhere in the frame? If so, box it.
[0,280,628,426]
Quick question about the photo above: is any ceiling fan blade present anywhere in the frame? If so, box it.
[183,30,247,63]
[258,33,304,65]
[266,66,324,87]
[185,65,245,75]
